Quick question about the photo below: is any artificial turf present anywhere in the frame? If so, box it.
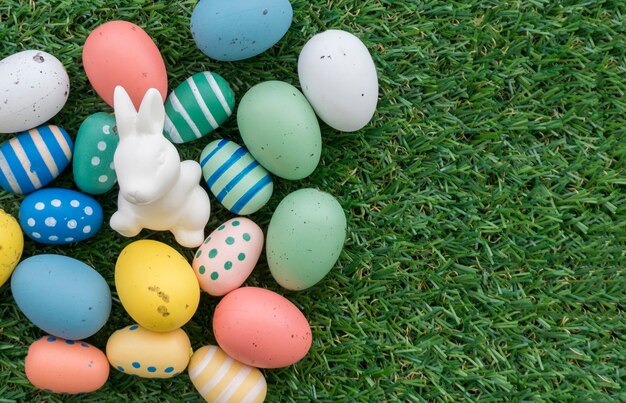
[1,0,625,401]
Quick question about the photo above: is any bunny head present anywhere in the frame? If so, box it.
[113,86,180,205]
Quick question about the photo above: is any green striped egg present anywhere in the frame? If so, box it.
[200,139,272,215]
[164,72,235,143]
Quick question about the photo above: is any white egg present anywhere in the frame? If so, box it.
[298,30,378,132]
[0,50,70,134]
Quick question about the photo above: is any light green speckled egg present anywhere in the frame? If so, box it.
[267,188,347,290]
[237,81,321,180]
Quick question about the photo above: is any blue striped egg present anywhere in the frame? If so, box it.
[200,139,272,215]
[164,72,235,144]
[19,188,103,244]
[0,125,73,195]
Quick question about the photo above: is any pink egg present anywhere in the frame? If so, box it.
[192,218,263,296]
[25,335,109,394]
[213,287,312,368]
[82,20,167,109]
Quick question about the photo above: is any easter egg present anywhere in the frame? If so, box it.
[11,254,112,340]
[73,112,119,194]
[25,336,109,394]
[19,188,103,244]
[164,72,235,143]
[0,125,73,194]
[189,345,267,402]
[106,324,191,378]
[298,29,379,132]
[0,209,23,287]
[0,50,70,134]
[237,81,321,180]
[199,139,273,215]
[267,188,346,290]
[83,20,167,109]
[193,217,263,296]
[213,287,312,368]
[115,240,200,332]
[190,0,293,61]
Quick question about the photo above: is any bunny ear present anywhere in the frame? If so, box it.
[114,86,137,139]
[136,88,165,135]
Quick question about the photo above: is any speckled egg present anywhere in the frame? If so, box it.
[0,125,73,194]
[200,139,273,215]
[0,50,69,134]
[115,240,200,332]
[11,254,111,340]
[25,336,109,394]
[19,188,103,244]
[193,217,263,296]
[298,29,379,132]
[191,0,293,61]
[106,324,191,378]
[237,81,321,180]
[0,209,23,287]
[213,287,312,368]
[83,20,167,109]
[189,345,267,402]
[164,71,235,143]
[73,112,119,194]
[267,188,346,290]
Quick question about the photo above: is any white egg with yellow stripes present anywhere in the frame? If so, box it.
[164,71,235,143]
[188,345,267,403]
[0,125,73,194]
[200,139,273,215]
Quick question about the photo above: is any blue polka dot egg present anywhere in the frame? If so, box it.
[18,188,103,244]
[105,324,191,379]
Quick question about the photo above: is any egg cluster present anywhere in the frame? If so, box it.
[0,0,378,400]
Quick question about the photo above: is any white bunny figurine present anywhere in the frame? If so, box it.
[110,86,211,248]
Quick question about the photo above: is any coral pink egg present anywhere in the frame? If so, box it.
[213,287,312,368]
[82,20,167,108]
[25,336,109,394]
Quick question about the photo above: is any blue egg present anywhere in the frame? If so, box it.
[191,0,293,61]
[0,125,73,195]
[11,254,111,340]
[19,188,103,244]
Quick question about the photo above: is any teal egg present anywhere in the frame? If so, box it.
[200,139,273,215]
[237,81,321,180]
[267,188,347,290]
[164,72,235,143]
[72,112,118,194]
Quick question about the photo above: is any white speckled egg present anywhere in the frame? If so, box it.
[0,50,70,134]
[193,217,263,296]
[298,30,378,132]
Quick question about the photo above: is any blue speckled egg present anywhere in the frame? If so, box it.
[19,188,103,244]
[11,254,112,340]
[191,0,293,61]
[0,125,73,195]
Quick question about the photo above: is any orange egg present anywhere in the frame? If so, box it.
[213,287,312,368]
[25,336,109,394]
[82,20,167,109]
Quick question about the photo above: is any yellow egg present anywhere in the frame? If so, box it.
[106,324,191,378]
[115,240,200,331]
[0,209,23,287]
[188,345,267,403]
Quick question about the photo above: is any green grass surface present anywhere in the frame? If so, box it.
[1,0,626,401]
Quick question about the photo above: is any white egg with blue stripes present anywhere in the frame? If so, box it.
[0,125,73,195]
[200,139,273,215]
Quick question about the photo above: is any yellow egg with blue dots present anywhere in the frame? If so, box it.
[105,324,192,378]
